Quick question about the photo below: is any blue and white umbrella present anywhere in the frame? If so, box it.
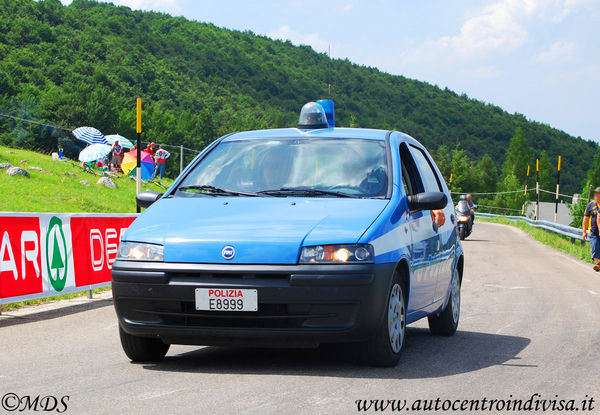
[78,144,111,163]
[72,126,107,145]
[105,134,134,149]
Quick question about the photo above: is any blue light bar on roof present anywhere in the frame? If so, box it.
[316,99,335,128]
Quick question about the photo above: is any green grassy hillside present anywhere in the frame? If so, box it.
[0,0,596,194]
[0,145,171,212]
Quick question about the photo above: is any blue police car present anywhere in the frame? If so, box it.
[112,100,463,367]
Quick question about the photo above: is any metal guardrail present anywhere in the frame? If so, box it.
[478,212,585,243]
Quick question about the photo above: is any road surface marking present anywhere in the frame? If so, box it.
[137,389,181,401]
[496,320,521,334]
[484,283,530,290]
[104,322,118,330]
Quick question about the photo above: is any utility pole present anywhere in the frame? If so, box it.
[535,158,540,220]
[554,155,561,223]
[136,98,142,213]
[522,164,530,215]
[180,145,184,175]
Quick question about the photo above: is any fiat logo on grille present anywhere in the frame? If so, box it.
[221,245,235,260]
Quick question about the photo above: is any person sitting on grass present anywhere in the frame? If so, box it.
[583,187,600,271]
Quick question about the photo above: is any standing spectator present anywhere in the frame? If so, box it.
[145,142,155,158]
[583,187,600,271]
[111,140,123,172]
[152,145,170,180]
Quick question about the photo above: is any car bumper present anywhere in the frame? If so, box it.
[111,260,396,347]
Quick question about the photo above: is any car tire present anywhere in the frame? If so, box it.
[360,272,406,367]
[428,268,461,336]
[119,325,170,362]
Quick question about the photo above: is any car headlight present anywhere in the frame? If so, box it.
[299,244,374,264]
[117,242,164,261]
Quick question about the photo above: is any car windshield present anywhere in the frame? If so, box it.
[176,138,389,198]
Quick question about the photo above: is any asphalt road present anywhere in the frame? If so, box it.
[1,222,599,414]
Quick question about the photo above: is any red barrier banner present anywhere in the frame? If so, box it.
[0,213,137,304]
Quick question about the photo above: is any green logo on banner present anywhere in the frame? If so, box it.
[46,216,68,292]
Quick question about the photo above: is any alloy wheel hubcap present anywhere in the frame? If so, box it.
[388,283,406,353]
[451,270,461,324]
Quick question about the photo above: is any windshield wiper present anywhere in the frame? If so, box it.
[177,185,258,197]
[256,187,357,198]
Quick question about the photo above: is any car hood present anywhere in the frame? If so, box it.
[124,196,389,264]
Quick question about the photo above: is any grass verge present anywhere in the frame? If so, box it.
[479,217,591,264]
[0,145,173,212]
[1,287,112,313]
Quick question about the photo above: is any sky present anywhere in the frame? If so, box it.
[61,0,600,141]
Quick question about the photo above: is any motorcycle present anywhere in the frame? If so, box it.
[455,200,474,240]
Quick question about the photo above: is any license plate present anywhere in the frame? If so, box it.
[195,288,258,312]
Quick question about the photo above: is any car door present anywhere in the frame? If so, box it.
[407,144,454,305]
[399,143,438,312]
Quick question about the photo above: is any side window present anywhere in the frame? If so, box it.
[399,144,423,196]
[409,145,442,192]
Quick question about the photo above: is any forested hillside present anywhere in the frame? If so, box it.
[0,0,596,192]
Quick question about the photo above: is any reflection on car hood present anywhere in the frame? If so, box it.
[124,196,389,264]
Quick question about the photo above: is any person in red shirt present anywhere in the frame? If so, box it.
[151,145,170,180]
[145,142,155,157]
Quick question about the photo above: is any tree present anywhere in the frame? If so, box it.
[537,150,555,202]
[585,148,600,190]
[433,144,452,182]
[501,127,532,185]
[474,154,497,193]
[450,148,475,193]
[492,173,523,214]
[0,0,595,187]
[571,148,600,226]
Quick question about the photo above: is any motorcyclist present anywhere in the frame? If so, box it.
[466,194,476,222]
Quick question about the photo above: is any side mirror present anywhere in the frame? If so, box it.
[407,192,448,211]
[136,191,163,209]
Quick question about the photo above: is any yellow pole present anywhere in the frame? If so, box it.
[136,98,142,212]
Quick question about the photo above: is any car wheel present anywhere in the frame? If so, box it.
[428,268,460,336]
[119,325,170,362]
[360,272,406,367]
